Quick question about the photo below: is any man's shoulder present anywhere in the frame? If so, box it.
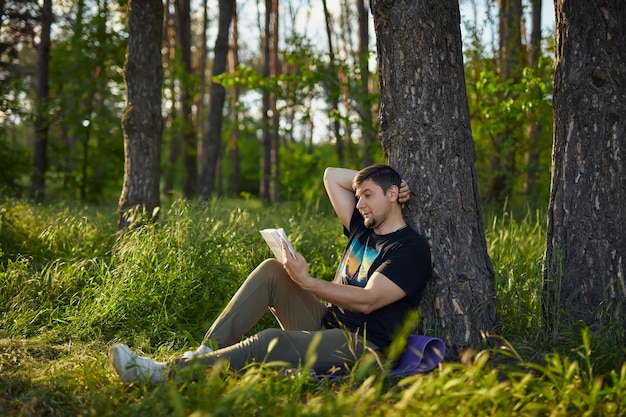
[397,226,431,253]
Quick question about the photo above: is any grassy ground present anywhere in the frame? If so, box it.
[0,197,624,416]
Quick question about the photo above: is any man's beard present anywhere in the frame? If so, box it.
[364,216,377,228]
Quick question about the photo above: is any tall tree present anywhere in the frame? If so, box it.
[195,0,209,153]
[259,0,271,201]
[356,0,374,166]
[544,1,625,331]
[322,0,343,165]
[259,0,277,201]
[524,0,542,198]
[486,0,524,203]
[175,0,197,199]
[198,0,234,200]
[163,0,181,196]
[30,0,52,202]
[86,0,114,199]
[228,4,241,197]
[371,0,496,354]
[118,0,163,229]
[269,0,280,202]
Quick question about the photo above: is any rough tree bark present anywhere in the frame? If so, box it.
[118,0,163,230]
[370,0,496,354]
[544,0,626,329]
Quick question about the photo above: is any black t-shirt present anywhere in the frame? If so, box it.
[323,208,432,350]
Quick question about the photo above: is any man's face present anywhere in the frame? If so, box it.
[354,179,394,229]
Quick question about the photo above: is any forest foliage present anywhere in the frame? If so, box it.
[0,0,554,208]
[3,2,626,414]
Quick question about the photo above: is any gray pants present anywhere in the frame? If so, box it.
[173,259,379,373]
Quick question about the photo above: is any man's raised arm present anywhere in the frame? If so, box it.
[323,167,357,230]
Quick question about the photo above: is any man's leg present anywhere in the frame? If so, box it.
[111,328,379,383]
[203,259,327,348]
[178,328,379,374]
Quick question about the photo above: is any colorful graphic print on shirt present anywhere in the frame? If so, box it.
[337,236,379,287]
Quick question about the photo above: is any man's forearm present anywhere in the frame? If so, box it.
[300,274,377,315]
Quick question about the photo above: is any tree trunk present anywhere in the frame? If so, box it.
[31,0,52,202]
[371,0,496,355]
[163,0,179,197]
[322,0,343,166]
[260,0,272,201]
[357,0,374,166]
[118,0,163,230]
[544,1,626,329]
[229,4,240,198]
[89,0,111,199]
[195,0,208,164]
[485,0,524,203]
[198,0,234,200]
[524,0,542,199]
[269,0,280,202]
[176,0,197,199]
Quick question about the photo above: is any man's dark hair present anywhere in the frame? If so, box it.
[352,164,402,193]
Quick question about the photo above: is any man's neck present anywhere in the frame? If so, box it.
[373,213,407,235]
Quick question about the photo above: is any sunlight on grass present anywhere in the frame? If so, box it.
[1,198,625,416]
[484,205,547,350]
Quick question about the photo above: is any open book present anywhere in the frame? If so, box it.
[260,228,296,263]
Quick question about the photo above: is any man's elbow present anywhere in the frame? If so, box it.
[323,167,336,185]
[356,301,378,315]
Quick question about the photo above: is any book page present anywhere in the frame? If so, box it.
[260,228,296,262]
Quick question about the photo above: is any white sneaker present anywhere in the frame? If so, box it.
[110,344,168,384]
[182,344,213,359]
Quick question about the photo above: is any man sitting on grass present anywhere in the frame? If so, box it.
[110,164,433,384]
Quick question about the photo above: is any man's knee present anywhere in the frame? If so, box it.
[256,258,283,274]
[251,258,290,286]
[255,328,286,344]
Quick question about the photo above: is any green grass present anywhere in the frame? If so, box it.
[1,197,625,416]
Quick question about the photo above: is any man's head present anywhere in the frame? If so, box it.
[352,165,403,230]
[352,164,402,194]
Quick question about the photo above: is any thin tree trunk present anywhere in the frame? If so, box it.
[322,0,343,166]
[260,0,271,201]
[31,0,52,202]
[89,0,111,199]
[269,0,280,202]
[229,4,240,198]
[163,0,180,196]
[357,0,374,166]
[118,0,163,230]
[524,0,542,198]
[176,0,197,199]
[487,0,524,203]
[195,0,208,154]
[198,0,234,200]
